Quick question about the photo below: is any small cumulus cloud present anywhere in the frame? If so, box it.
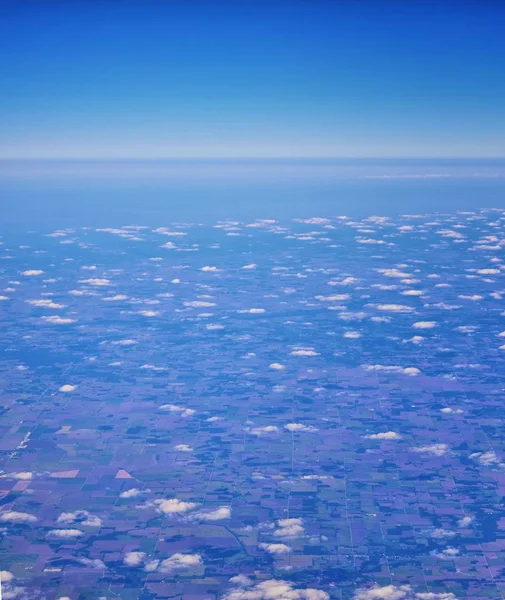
[159,404,195,417]
[259,543,291,555]
[41,315,77,324]
[412,444,449,457]
[174,444,193,452]
[273,518,305,539]
[0,511,37,523]
[153,498,198,515]
[79,278,111,286]
[457,516,473,527]
[59,384,77,393]
[469,450,503,467]
[376,304,415,313]
[124,551,146,566]
[189,506,231,521]
[353,584,457,600]
[290,348,319,357]
[250,425,280,436]
[269,363,286,370]
[412,321,437,329]
[184,300,216,308]
[57,510,102,527]
[47,528,84,538]
[223,579,329,600]
[120,488,143,499]
[284,423,318,433]
[365,431,401,440]
[26,299,66,309]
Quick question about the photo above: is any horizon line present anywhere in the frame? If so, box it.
[1,156,505,162]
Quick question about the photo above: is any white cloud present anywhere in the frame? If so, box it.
[412,321,437,329]
[290,349,319,357]
[477,268,500,274]
[229,575,253,587]
[0,511,37,523]
[0,571,14,583]
[206,323,225,330]
[59,384,77,393]
[376,269,411,278]
[269,363,286,370]
[184,301,216,308]
[440,407,463,415]
[430,547,460,560]
[103,294,129,301]
[284,423,318,433]
[190,506,231,521]
[26,299,66,309]
[457,516,473,527]
[174,444,193,452]
[57,510,102,527]
[159,404,195,417]
[315,294,350,302]
[354,585,456,599]
[376,304,414,313]
[241,308,265,314]
[48,529,84,538]
[79,558,105,570]
[250,425,280,436]
[362,365,420,376]
[469,450,503,466]
[259,543,291,555]
[21,270,44,276]
[365,431,401,440]
[201,266,218,272]
[124,551,146,566]
[344,331,361,339]
[156,552,203,573]
[354,585,412,600]
[41,315,76,324]
[401,290,424,296]
[112,338,137,345]
[154,498,198,515]
[241,264,257,269]
[9,472,33,480]
[223,579,329,600]
[79,278,111,286]
[412,444,449,457]
[431,528,455,539]
[402,367,421,376]
[120,488,143,499]
[139,310,160,317]
[273,518,305,538]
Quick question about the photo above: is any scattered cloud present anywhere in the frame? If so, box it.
[223,579,328,600]
[284,423,318,433]
[365,431,402,440]
[47,528,84,538]
[412,444,449,457]
[0,511,37,523]
[259,543,292,554]
[59,384,77,392]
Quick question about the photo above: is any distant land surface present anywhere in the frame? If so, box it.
[1,163,505,598]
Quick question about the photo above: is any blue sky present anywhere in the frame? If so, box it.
[2,0,504,159]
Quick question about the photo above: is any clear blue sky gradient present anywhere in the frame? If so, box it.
[2,0,505,158]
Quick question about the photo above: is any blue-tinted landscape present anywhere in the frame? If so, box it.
[2,169,505,598]
[2,0,505,597]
